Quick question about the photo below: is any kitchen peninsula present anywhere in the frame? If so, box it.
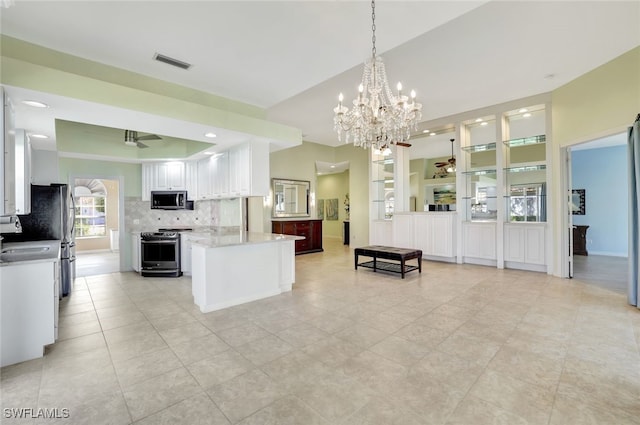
[190,231,302,313]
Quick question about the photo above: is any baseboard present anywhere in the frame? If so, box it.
[587,251,628,257]
[76,249,113,254]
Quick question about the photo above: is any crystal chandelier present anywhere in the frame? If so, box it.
[333,0,422,150]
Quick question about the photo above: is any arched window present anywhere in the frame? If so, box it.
[74,179,107,238]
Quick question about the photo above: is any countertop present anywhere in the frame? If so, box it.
[190,232,303,249]
[0,240,61,266]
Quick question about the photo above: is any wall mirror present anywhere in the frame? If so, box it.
[272,178,310,217]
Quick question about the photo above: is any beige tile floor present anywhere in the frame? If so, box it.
[2,239,639,424]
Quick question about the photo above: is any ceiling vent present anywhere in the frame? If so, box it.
[153,53,192,70]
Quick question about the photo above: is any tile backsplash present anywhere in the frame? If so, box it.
[125,197,242,231]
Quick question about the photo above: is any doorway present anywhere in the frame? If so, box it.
[566,133,628,293]
[73,177,122,276]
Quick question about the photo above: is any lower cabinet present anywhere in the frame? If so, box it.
[463,221,497,263]
[504,223,546,270]
[1,260,57,367]
[131,232,141,272]
[390,212,456,260]
[272,219,323,255]
[370,220,393,246]
[180,233,206,276]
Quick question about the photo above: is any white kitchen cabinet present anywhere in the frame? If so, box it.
[228,141,270,197]
[141,163,154,201]
[463,221,497,264]
[14,129,31,214]
[185,161,197,201]
[1,87,16,216]
[196,157,212,200]
[131,232,141,272]
[180,233,206,276]
[154,161,186,190]
[504,223,546,271]
[141,161,189,200]
[1,259,57,367]
[210,151,229,198]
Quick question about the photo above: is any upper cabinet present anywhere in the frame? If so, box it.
[1,87,16,216]
[154,161,186,191]
[142,140,270,201]
[141,161,186,201]
[228,141,269,197]
[14,129,32,215]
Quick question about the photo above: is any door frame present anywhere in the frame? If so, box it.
[69,174,126,272]
[561,147,574,278]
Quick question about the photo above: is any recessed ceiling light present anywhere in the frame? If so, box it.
[330,165,336,168]
[475,118,482,123]
[523,113,532,118]
[430,132,436,136]
[518,108,528,113]
[480,121,488,126]
[22,100,48,108]
[204,151,215,155]
[422,129,429,133]
[204,132,217,138]
[29,134,49,139]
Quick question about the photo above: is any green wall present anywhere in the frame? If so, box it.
[0,35,301,144]
[548,45,640,275]
[269,141,369,247]
[58,157,141,197]
[552,46,640,146]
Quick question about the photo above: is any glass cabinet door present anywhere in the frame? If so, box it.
[372,154,394,220]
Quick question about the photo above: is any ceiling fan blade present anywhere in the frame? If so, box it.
[136,134,162,141]
[136,141,149,149]
[435,162,448,167]
[395,142,411,147]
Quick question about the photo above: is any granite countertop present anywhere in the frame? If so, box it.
[190,232,302,249]
[0,240,61,266]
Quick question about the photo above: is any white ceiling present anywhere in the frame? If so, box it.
[1,1,639,158]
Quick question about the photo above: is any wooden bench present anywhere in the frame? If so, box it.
[354,245,422,279]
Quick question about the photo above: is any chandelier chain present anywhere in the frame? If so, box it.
[333,0,422,150]
[371,0,376,58]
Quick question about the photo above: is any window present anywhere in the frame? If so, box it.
[75,195,106,237]
[509,183,546,222]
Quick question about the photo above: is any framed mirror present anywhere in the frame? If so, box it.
[272,178,310,217]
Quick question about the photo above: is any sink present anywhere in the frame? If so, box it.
[1,246,50,255]
[0,244,53,263]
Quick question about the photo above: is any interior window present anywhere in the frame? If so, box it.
[74,194,106,238]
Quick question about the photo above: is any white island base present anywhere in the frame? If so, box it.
[191,233,300,313]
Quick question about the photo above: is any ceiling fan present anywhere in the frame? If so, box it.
[124,130,161,149]
[435,138,456,172]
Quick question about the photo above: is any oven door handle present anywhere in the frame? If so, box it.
[141,239,178,244]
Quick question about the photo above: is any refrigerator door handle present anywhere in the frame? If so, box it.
[70,191,76,239]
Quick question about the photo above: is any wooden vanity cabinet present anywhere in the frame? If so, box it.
[272,219,323,255]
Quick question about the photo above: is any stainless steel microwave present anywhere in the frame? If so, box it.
[150,191,188,210]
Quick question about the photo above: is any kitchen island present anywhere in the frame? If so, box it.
[190,232,302,313]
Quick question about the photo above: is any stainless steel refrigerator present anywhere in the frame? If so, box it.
[3,184,76,296]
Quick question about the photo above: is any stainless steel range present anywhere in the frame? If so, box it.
[140,231,181,277]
